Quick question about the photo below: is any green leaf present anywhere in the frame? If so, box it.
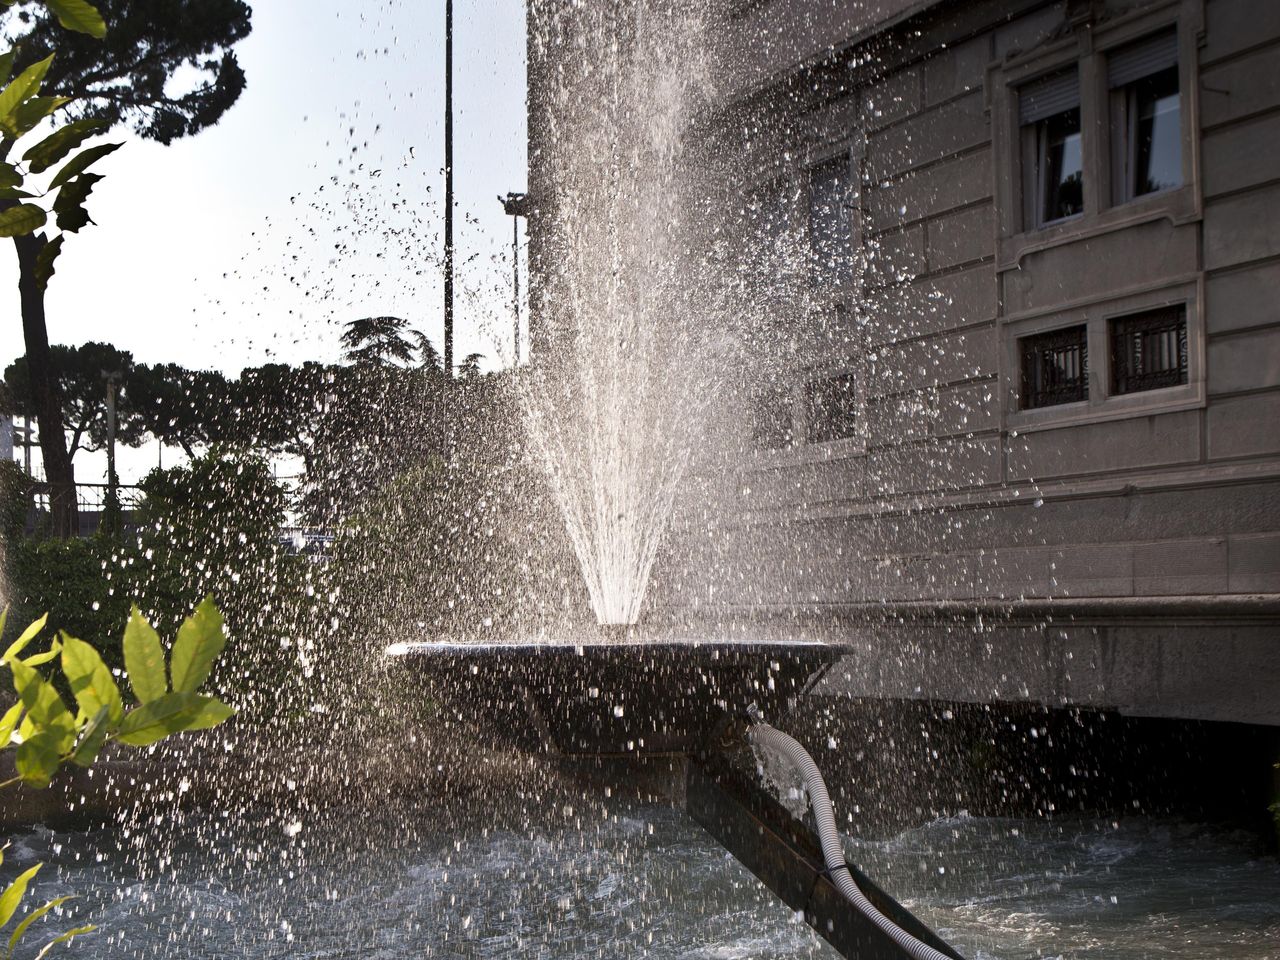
[170,597,226,693]
[59,636,122,726]
[33,235,61,292]
[9,896,75,953]
[48,141,121,190]
[0,204,47,238]
[34,923,95,959]
[3,614,47,662]
[42,0,106,38]
[22,118,108,175]
[0,50,15,87]
[0,702,22,747]
[69,706,107,767]
[10,660,70,729]
[185,696,234,731]
[0,55,54,138]
[0,864,41,929]
[16,731,62,786]
[20,640,61,668]
[52,173,99,233]
[0,163,18,189]
[0,188,35,199]
[115,692,205,746]
[122,607,165,704]
[11,96,71,137]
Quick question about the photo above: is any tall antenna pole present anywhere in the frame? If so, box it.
[443,0,455,378]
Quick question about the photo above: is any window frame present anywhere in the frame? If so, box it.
[804,140,862,302]
[1108,30,1182,205]
[990,1,1203,272]
[1003,278,1205,434]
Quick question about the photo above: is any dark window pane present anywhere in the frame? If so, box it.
[1133,66,1181,196]
[805,373,858,444]
[752,386,793,449]
[1111,305,1187,395]
[1020,325,1089,409]
[808,157,853,284]
[1039,107,1084,223]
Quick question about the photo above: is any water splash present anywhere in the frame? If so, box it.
[521,1,723,626]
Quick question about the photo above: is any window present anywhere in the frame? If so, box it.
[808,156,854,285]
[804,373,858,444]
[751,385,794,450]
[1019,325,1088,409]
[1111,304,1187,395]
[1020,70,1083,228]
[1110,31,1180,202]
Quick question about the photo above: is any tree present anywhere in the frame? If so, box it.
[0,0,252,536]
[128,362,233,457]
[340,316,418,367]
[3,341,147,464]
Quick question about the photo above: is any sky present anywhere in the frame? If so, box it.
[1,0,529,484]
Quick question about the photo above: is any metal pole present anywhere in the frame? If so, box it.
[443,0,454,378]
[513,213,520,363]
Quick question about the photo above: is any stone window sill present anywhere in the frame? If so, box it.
[997,184,1199,272]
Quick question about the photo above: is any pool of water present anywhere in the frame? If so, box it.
[3,804,1278,959]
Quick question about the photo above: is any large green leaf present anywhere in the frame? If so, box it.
[15,731,62,787]
[3,613,47,662]
[0,864,41,928]
[69,706,108,768]
[170,597,226,693]
[122,606,166,704]
[0,702,22,748]
[0,55,54,137]
[52,173,100,232]
[0,162,21,189]
[8,895,74,953]
[184,696,234,731]
[59,635,122,726]
[22,118,108,174]
[48,141,122,190]
[115,692,205,746]
[9,660,70,730]
[0,50,15,87]
[20,640,61,668]
[33,235,61,292]
[11,95,71,137]
[0,204,46,238]
[42,0,107,38]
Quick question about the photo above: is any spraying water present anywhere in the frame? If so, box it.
[520,0,725,626]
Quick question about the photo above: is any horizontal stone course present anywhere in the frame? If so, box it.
[1207,390,1280,460]
[1199,40,1280,128]
[1207,327,1280,394]
[1204,182,1280,270]
[1006,410,1202,480]
[1206,258,1280,335]
[866,90,989,180]
[866,148,993,232]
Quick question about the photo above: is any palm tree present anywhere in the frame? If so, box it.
[340,316,417,367]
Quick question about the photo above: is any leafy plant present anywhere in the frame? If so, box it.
[0,598,235,955]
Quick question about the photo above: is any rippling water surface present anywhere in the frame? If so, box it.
[4,805,1278,959]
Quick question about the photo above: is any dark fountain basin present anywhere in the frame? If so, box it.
[385,637,962,960]
[385,639,842,756]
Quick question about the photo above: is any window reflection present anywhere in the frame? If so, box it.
[1132,66,1181,196]
[1039,108,1084,224]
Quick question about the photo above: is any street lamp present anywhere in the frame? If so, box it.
[499,191,529,364]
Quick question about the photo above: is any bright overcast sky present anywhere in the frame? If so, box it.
[2,0,528,482]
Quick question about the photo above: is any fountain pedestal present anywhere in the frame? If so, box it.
[387,638,963,960]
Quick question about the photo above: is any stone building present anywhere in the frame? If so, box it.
[526,0,1280,751]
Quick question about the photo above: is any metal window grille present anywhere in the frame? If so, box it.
[1020,325,1089,409]
[805,372,858,444]
[1111,305,1187,395]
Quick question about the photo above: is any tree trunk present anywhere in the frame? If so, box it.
[14,232,77,538]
